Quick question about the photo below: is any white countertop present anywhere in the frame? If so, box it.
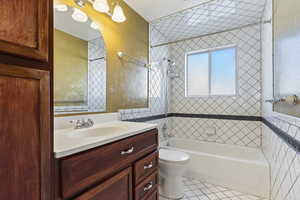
[54,121,157,158]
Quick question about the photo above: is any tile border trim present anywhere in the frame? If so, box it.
[125,113,300,154]
[168,113,262,121]
[262,118,300,154]
[125,114,167,122]
[125,113,262,122]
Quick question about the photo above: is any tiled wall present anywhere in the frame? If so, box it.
[169,25,261,116]
[167,24,262,147]
[170,117,261,148]
[121,23,263,148]
[262,118,300,200]
[261,0,300,200]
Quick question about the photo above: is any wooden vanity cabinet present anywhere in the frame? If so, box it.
[55,129,159,200]
[74,167,133,200]
[0,0,53,198]
[0,0,51,66]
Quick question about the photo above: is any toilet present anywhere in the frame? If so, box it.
[159,148,190,199]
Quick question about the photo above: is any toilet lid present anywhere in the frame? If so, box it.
[159,149,190,163]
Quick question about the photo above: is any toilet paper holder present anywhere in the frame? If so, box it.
[265,95,298,105]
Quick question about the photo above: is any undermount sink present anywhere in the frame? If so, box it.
[66,125,128,138]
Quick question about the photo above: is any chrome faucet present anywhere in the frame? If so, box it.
[70,119,94,129]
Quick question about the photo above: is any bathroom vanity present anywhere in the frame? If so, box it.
[54,121,158,200]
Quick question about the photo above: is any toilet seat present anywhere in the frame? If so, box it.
[159,149,190,164]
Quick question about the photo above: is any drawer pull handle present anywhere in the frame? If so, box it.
[144,162,153,170]
[144,182,153,192]
[121,147,134,155]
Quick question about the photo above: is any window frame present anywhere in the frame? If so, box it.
[185,45,238,98]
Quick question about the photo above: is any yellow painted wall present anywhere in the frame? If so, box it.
[56,0,149,112]
[54,29,88,106]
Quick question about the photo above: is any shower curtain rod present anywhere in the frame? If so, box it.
[151,20,271,48]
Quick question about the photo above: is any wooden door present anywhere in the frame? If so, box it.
[75,167,133,200]
[0,64,52,200]
[0,0,51,65]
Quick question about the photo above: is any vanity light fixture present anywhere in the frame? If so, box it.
[93,0,110,13]
[90,21,99,29]
[86,0,127,23]
[112,3,126,23]
[72,7,88,22]
[74,0,86,7]
[54,0,126,24]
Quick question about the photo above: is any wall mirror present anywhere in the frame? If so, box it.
[273,0,300,118]
[54,6,107,115]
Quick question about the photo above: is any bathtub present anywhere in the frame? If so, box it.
[162,139,270,198]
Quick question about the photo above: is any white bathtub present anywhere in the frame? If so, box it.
[163,139,270,198]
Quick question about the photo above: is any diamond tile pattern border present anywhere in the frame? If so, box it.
[169,24,262,116]
[170,117,261,147]
[262,117,300,200]
[160,177,268,200]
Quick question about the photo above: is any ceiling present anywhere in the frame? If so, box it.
[54,8,101,41]
[124,0,212,21]
[149,0,266,45]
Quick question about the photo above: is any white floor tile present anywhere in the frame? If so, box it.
[159,177,269,200]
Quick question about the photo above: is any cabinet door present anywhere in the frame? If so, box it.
[0,0,50,63]
[0,64,52,200]
[75,167,132,200]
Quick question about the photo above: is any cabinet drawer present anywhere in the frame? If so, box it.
[75,167,132,200]
[134,151,158,185]
[135,171,158,200]
[60,129,158,199]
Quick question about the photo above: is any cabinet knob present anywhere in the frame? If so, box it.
[121,147,134,155]
[144,182,153,192]
[144,162,153,170]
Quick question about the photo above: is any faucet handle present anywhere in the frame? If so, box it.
[69,119,76,124]
[87,119,94,126]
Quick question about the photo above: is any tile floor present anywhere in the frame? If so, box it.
[159,178,268,200]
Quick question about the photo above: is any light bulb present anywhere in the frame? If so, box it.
[54,3,68,12]
[90,21,99,29]
[112,4,126,23]
[72,8,88,23]
[93,0,110,13]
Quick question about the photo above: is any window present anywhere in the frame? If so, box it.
[185,47,237,97]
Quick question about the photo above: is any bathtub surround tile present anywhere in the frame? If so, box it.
[169,24,262,117]
[262,118,300,200]
[170,117,262,148]
[159,178,267,200]
[262,118,300,154]
[261,0,300,199]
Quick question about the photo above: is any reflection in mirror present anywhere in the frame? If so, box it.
[54,7,106,114]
